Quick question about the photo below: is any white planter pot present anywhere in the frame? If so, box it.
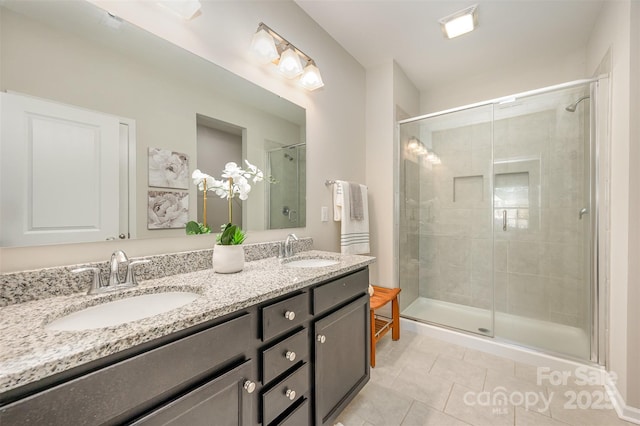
[212,244,245,274]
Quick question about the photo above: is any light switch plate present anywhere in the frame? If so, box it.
[321,206,329,222]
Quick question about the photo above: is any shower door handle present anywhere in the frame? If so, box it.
[579,208,588,220]
[502,210,507,231]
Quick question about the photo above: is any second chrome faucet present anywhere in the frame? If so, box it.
[278,233,299,259]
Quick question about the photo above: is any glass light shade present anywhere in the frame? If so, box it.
[249,29,279,64]
[299,63,324,90]
[278,48,304,79]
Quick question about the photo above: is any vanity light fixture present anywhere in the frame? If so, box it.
[439,4,478,39]
[157,0,202,20]
[249,22,325,91]
[408,137,441,164]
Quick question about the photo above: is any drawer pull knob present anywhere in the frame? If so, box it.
[243,380,256,394]
[285,389,296,400]
[317,334,326,344]
[284,311,296,321]
[285,351,296,361]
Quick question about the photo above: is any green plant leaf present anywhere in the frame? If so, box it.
[186,221,211,235]
[186,221,202,235]
[217,223,246,245]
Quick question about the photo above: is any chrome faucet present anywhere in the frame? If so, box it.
[72,250,149,295]
[284,233,299,258]
[109,249,129,286]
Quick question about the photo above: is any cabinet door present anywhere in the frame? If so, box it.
[133,360,255,426]
[314,294,370,425]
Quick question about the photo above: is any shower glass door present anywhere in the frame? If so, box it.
[399,104,495,336]
[398,80,596,361]
[492,84,592,360]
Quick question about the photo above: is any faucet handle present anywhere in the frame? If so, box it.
[72,267,104,295]
[125,260,150,286]
[276,241,285,259]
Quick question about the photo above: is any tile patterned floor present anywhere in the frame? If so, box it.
[336,330,635,426]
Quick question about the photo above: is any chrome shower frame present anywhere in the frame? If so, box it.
[395,77,609,366]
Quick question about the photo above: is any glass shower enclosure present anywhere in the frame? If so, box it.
[398,80,599,362]
[267,143,306,229]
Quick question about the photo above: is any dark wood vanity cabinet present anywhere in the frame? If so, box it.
[313,270,370,426]
[258,267,370,426]
[0,313,257,426]
[133,360,255,426]
[0,267,370,426]
[314,294,369,425]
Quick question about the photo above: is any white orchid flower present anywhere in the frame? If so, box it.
[193,160,265,202]
[237,181,252,200]
[244,159,264,183]
[192,169,213,191]
[222,162,244,181]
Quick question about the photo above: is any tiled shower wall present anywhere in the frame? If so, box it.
[403,102,589,328]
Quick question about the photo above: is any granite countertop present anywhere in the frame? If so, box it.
[0,250,375,395]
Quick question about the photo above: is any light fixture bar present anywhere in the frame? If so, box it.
[256,22,315,66]
[251,22,324,91]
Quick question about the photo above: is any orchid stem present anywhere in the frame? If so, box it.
[203,180,207,228]
[228,178,233,224]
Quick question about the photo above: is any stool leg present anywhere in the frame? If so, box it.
[370,309,376,368]
[392,296,400,341]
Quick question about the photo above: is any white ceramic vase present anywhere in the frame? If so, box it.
[212,244,245,274]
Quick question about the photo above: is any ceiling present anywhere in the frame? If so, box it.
[296,0,604,93]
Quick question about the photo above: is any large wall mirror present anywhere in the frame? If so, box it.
[0,0,306,248]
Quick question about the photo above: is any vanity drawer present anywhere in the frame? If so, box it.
[262,363,310,426]
[262,293,309,341]
[277,398,310,426]
[0,314,252,426]
[313,269,368,315]
[262,328,309,383]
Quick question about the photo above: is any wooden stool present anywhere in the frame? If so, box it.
[369,285,401,367]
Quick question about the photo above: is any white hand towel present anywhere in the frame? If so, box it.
[333,180,370,255]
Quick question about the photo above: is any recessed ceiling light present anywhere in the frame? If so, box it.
[439,4,478,39]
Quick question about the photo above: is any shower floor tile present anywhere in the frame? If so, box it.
[335,330,635,426]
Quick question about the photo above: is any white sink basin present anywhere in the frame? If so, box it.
[285,258,340,268]
[46,291,199,331]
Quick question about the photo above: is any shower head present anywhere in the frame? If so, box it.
[565,96,590,112]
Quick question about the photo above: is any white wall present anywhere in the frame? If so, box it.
[0,1,366,272]
[420,48,587,114]
[587,0,639,411]
[365,63,394,285]
[365,61,419,287]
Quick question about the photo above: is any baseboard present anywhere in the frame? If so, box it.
[605,374,640,424]
[401,318,640,424]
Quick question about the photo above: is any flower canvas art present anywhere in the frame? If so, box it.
[148,148,189,189]
[148,191,189,229]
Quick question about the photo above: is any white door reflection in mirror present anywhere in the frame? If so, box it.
[0,92,126,246]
